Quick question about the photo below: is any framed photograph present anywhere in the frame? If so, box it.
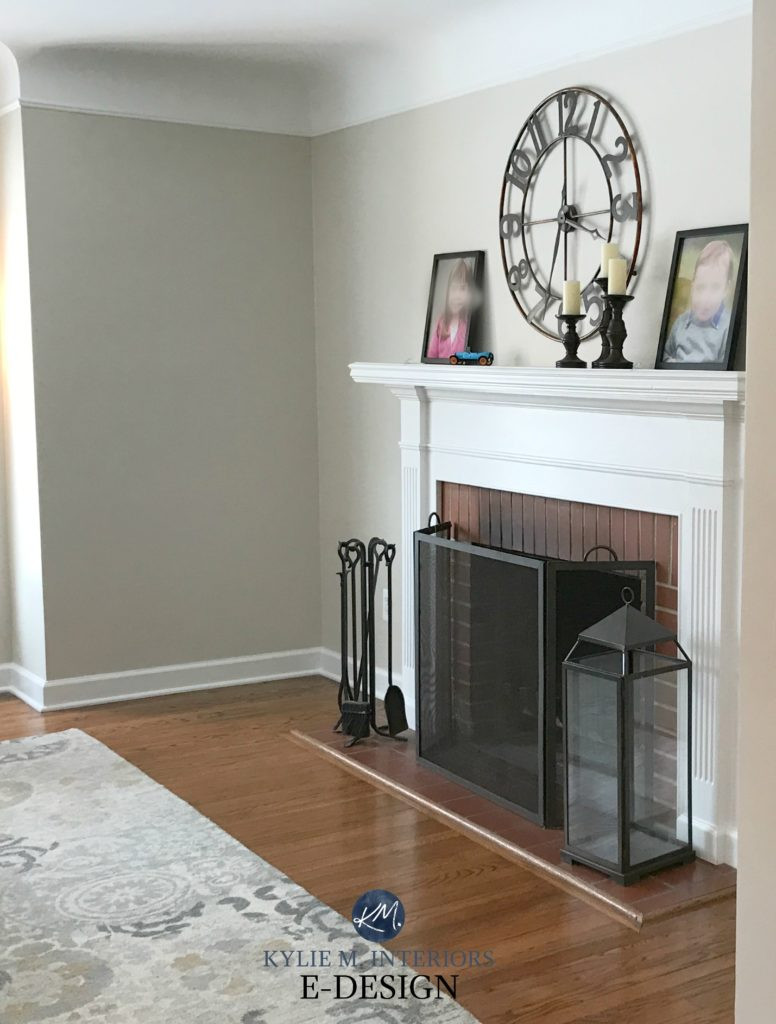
[421,251,485,363]
[655,225,748,370]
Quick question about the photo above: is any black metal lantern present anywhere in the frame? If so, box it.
[561,587,694,885]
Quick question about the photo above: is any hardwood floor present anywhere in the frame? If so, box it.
[291,724,736,930]
[0,677,735,1024]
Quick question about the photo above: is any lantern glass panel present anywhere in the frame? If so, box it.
[566,663,620,867]
[628,658,690,866]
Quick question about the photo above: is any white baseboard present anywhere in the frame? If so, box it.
[0,664,47,712]
[0,648,324,713]
[318,647,416,729]
[0,646,416,718]
[678,813,736,867]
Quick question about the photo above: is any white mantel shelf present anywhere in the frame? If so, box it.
[350,363,745,416]
[351,359,745,868]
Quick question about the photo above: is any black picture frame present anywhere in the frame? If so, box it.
[421,250,485,364]
[655,224,748,371]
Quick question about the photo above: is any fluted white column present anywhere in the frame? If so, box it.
[391,386,430,726]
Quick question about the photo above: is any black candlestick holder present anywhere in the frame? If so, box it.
[598,293,634,369]
[591,276,612,368]
[555,313,587,368]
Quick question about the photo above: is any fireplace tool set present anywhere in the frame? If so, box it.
[334,537,408,746]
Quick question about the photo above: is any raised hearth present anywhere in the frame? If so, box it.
[291,725,736,930]
[350,364,745,866]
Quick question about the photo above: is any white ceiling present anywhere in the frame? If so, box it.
[0,0,751,135]
[0,1,483,51]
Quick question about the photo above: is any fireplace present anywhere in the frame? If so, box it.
[350,361,745,865]
[415,517,655,826]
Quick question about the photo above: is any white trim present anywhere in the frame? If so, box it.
[18,100,308,139]
[350,363,746,416]
[0,664,47,712]
[0,648,324,712]
[0,646,416,725]
[401,442,735,488]
[678,813,737,867]
[0,100,20,119]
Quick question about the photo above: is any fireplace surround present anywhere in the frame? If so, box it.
[350,363,745,866]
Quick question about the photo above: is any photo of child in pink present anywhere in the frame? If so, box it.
[426,259,474,360]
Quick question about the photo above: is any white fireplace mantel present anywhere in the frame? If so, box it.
[350,363,746,415]
[351,362,746,867]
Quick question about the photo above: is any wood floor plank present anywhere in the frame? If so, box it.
[0,679,735,1023]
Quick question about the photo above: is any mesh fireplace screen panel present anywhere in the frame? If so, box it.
[416,536,543,817]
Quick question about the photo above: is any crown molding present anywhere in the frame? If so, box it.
[18,99,308,138]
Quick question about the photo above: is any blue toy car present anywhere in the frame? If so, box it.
[449,351,494,366]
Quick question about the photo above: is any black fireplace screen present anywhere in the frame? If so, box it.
[415,525,655,827]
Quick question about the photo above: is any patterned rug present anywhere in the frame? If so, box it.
[0,730,477,1023]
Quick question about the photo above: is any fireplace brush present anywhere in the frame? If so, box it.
[334,536,408,746]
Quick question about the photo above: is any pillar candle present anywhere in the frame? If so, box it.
[600,242,619,277]
[562,280,581,315]
[607,258,627,295]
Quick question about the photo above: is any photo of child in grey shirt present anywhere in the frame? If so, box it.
[663,240,735,364]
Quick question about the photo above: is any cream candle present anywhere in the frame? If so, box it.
[562,280,581,315]
[600,242,619,277]
[607,257,627,295]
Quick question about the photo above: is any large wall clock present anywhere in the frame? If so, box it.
[499,87,643,340]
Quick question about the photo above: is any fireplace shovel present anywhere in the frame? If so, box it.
[380,544,408,737]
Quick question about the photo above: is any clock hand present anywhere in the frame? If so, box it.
[544,221,563,318]
[525,205,612,228]
[562,137,568,280]
[571,219,606,240]
[522,214,563,228]
[523,205,609,230]
[574,207,610,219]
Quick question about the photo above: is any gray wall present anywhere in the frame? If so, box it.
[22,108,319,678]
[311,17,752,662]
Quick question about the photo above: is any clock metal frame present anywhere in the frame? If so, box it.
[499,87,643,341]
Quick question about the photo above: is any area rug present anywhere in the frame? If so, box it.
[0,729,477,1024]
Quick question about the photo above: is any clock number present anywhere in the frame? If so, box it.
[601,136,629,180]
[557,91,581,136]
[527,282,558,324]
[612,191,639,222]
[507,260,530,291]
[585,99,602,142]
[499,213,523,239]
[526,113,548,155]
[505,148,533,190]
[582,281,605,329]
